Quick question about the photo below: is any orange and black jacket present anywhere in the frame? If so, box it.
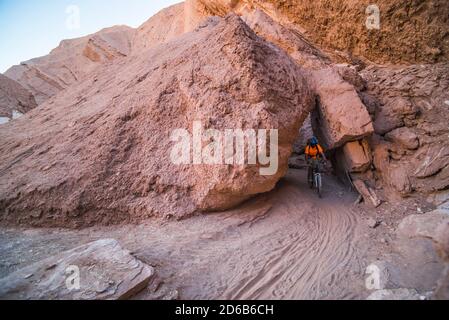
[305,144,324,160]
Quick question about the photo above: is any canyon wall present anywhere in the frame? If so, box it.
[191,0,449,64]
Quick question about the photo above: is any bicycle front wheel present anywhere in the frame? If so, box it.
[316,174,322,198]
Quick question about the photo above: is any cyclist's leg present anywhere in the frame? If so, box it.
[307,163,313,186]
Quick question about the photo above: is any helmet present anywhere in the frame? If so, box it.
[310,136,318,146]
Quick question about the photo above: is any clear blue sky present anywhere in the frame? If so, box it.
[0,0,182,73]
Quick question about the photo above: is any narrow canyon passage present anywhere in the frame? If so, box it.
[142,169,368,300]
[0,169,372,299]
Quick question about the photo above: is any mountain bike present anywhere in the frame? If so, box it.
[308,159,323,198]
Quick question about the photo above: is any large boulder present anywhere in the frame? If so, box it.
[341,139,372,173]
[397,211,449,261]
[396,211,449,300]
[187,4,333,71]
[0,15,313,228]
[310,68,374,149]
[5,26,135,105]
[0,239,154,300]
[185,1,449,202]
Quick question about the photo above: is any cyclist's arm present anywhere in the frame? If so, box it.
[320,152,327,161]
[318,145,327,161]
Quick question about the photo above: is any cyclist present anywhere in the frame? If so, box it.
[305,137,326,187]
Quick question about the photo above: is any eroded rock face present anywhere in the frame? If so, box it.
[361,63,449,200]
[385,127,419,150]
[372,97,419,135]
[195,0,449,64]
[0,74,37,120]
[0,239,154,300]
[4,26,135,105]
[0,15,313,227]
[292,114,313,155]
[238,8,331,70]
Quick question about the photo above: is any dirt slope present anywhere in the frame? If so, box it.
[0,169,371,299]
[0,169,445,300]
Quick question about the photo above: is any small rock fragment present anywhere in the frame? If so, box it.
[367,218,380,228]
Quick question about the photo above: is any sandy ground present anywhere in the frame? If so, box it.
[0,169,423,300]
